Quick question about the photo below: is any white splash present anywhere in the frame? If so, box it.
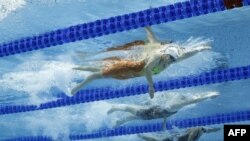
[22,101,113,140]
[0,0,26,21]
[0,55,89,104]
[81,101,114,131]
[180,37,212,49]
[24,107,82,140]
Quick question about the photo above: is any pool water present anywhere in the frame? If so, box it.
[0,0,250,140]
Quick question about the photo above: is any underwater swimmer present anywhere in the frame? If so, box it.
[107,92,218,127]
[138,134,173,141]
[71,26,211,98]
[138,126,221,141]
[177,127,221,141]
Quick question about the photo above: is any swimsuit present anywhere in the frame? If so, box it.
[136,105,176,120]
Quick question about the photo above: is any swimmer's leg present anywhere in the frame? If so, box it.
[71,72,103,95]
[106,40,145,52]
[137,134,159,141]
[115,115,140,127]
[73,66,100,72]
[75,50,95,59]
[107,104,141,115]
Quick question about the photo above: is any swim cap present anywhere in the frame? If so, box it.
[164,47,180,60]
[152,66,161,75]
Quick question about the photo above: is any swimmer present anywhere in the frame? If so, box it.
[107,92,218,127]
[138,134,173,141]
[138,126,221,141]
[177,127,221,141]
[72,26,212,98]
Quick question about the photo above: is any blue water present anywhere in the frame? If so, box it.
[0,0,250,140]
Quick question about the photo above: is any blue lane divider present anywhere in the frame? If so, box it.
[3,110,250,141]
[0,0,249,57]
[0,65,250,116]
[4,136,52,141]
[70,110,250,140]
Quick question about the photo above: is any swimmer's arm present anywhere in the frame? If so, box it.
[170,92,218,110]
[162,117,167,131]
[75,50,92,59]
[187,129,199,141]
[138,134,159,141]
[145,26,158,44]
[145,69,155,99]
[144,55,161,99]
[115,116,139,127]
[178,46,211,61]
[106,41,145,52]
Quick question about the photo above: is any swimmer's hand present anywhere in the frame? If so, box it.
[71,85,80,95]
[196,45,212,51]
[149,87,155,99]
[185,45,211,54]
[71,89,77,95]
[181,45,212,59]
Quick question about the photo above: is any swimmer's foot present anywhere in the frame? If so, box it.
[107,106,116,114]
[65,87,73,97]
[197,45,212,51]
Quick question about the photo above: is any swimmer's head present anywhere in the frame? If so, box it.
[159,44,184,59]
[152,53,176,74]
[160,40,174,45]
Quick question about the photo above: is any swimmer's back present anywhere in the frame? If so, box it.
[136,105,175,120]
[102,60,145,79]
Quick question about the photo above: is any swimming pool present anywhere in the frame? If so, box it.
[0,0,250,140]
